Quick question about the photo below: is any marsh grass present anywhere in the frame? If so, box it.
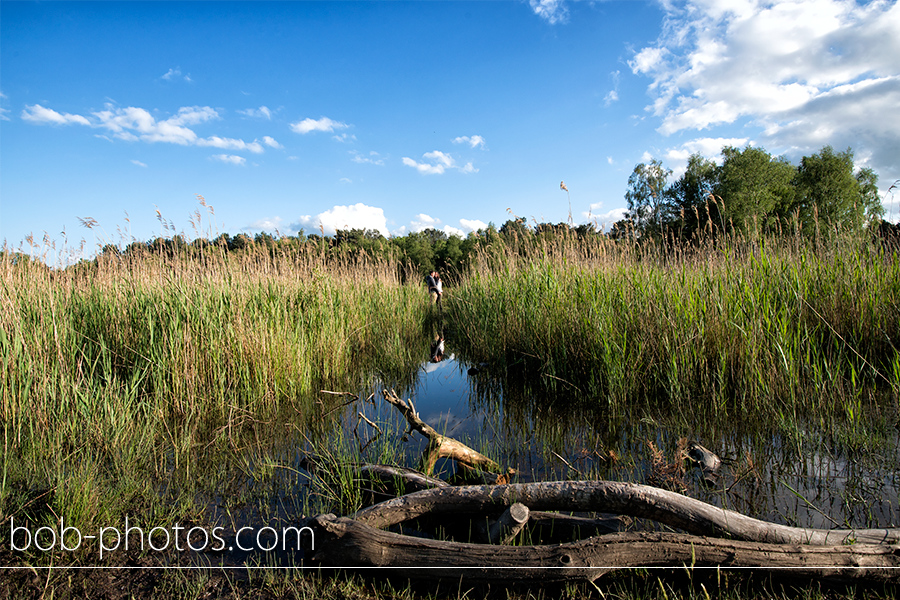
[0,241,431,552]
[2,221,899,598]
[448,226,900,432]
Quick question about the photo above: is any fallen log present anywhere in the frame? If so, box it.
[353,480,900,546]
[308,513,900,583]
[382,389,514,480]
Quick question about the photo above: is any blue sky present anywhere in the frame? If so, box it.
[2,0,899,264]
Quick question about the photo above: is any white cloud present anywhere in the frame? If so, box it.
[131,160,148,168]
[92,105,217,145]
[583,204,628,230]
[453,135,486,149]
[459,218,487,233]
[351,150,385,165]
[411,214,442,232]
[211,154,246,165]
[238,106,272,119]
[198,136,264,153]
[332,132,357,143]
[403,150,478,175]
[632,0,900,174]
[0,92,10,121]
[291,203,388,236]
[664,136,750,176]
[262,136,283,149]
[22,104,91,126]
[161,67,191,82]
[22,103,271,157]
[604,70,621,106]
[290,116,349,134]
[530,0,568,24]
[409,214,468,237]
[403,156,446,175]
[247,216,283,231]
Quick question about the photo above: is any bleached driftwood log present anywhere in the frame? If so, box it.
[308,513,900,583]
[353,480,900,546]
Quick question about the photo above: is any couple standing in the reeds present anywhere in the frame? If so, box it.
[425,271,443,307]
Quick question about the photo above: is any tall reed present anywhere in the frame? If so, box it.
[0,242,431,538]
[448,228,900,425]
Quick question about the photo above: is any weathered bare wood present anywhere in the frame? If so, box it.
[687,441,722,486]
[353,480,900,546]
[527,511,630,543]
[382,389,513,479]
[485,503,529,545]
[308,514,900,583]
[356,464,449,494]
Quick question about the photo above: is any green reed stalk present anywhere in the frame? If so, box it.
[447,230,900,423]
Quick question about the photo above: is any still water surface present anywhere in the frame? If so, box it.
[332,344,900,532]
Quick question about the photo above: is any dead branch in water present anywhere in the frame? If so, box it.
[382,388,515,482]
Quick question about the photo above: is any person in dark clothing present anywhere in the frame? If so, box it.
[426,271,443,306]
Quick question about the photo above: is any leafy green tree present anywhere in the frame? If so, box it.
[625,158,672,237]
[856,167,884,228]
[792,146,881,233]
[715,146,795,233]
[664,153,719,240]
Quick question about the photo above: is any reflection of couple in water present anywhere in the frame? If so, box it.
[430,335,445,363]
[426,270,446,362]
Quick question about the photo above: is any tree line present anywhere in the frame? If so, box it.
[5,142,897,277]
[618,144,887,240]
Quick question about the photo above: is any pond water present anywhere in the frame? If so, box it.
[328,339,900,533]
[198,338,898,569]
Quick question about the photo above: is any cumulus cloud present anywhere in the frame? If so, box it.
[411,214,442,232]
[238,106,272,119]
[198,136,264,153]
[21,102,269,157]
[403,150,477,175]
[290,116,349,134]
[0,92,10,121]
[583,204,628,230]
[22,104,91,126]
[408,214,473,237]
[604,71,621,107]
[262,136,282,149]
[290,203,388,237]
[351,150,385,165]
[631,0,900,174]
[247,216,283,232]
[211,154,246,165]
[161,67,191,82]
[453,135,486,149]
[664,136,750,176]
[529,0,568,24]
[459,218,487,233]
